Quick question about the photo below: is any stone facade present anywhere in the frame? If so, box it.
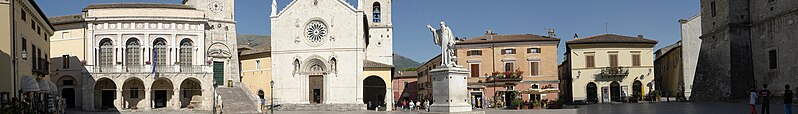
[269,0,393,111]
[690,0,798,101]
[679,15,701,100]
[47,0,239,111]
[654,42,682,98]
[1,0,55,98]
[565,34,657,103]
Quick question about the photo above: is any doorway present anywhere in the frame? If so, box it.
[154,90,167,108]
[610,81,621,102]
[586,82,598,103]
[101,90,115,109]
[309,75,324,104]
[63,88,75,108]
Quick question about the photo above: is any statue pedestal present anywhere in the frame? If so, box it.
[429,66,473,112]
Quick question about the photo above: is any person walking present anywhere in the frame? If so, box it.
[762,84,773,114]
[751,87,758,114]
[402,100,407,111]
[425,100,431,112]
[409,100,415,111]
[415,100,421,111]
[785,84,794,114]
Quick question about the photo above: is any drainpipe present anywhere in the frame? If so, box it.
[11,0,18,97]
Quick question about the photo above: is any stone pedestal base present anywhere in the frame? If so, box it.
[429,66,473,112]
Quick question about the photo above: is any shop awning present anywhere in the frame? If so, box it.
[38,80,50,92]
[21,76,40,91]
[49,82,58,93]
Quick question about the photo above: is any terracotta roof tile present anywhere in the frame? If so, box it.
[457,34,560,45]
[566,34,658,44]
[48,14,83,25]
[364,60,393,68]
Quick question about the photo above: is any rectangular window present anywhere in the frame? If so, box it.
[585,55,595,68]
[632,54,641,66]
[154,46,168,65]
[179,45,193,66]
[62,55,69,69]
[527,48,541,54]
[710,1,717,17]
[470,64,480,77]
[32,45,37,68]
[467,50,482,56]
[21,38,27,60]
[530,62,539,76]
[62,32,70,39]
[609,54,618,67]
[504,62,514,71]
[130,88,139,98]
[769,50,777,69]
[256,60,262,70]
[501,48,516,55]
[21,10,27,20]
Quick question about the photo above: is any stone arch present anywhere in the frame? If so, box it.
[122,77,145,109]
[58,76,78,108]
[125,38,142,66]
[207,42,231,58]
[179,38,194,65]
[94,78,117,109]
[372,2,381,23]
[610,81,621,102]
[586,82,598,103]
[303,57,328,75]
[363,75,386,110]
[180,77,202,108]
[151,77,174,109]
[632,80,643,101]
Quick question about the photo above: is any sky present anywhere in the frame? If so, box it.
[38,0,700,63]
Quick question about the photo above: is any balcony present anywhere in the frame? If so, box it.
[483,70,524,83]
[595,66,629,81]
[32,59,49,75]
[86,64,213,74]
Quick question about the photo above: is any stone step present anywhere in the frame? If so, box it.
[275,104,366,111]
[217,87,261,114]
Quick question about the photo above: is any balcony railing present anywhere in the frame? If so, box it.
[483,70,524,83]
[595,66,629,81]
[86,64,212,73]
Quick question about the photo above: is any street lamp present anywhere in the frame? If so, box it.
[270,80,275,114]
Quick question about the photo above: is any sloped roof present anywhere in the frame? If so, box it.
[364,60,393,68]
[566,34,658,44]
[83,3,195,11]
[48,14,83,25]
[457,34,560,45]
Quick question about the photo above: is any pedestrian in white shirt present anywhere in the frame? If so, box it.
[749,87,757,114]
[410,100,416,111]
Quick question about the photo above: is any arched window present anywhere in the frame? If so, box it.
[179,39,193,66]
[126,38,141,67]
[152,38,168,65]
[372,2,381,23]
[98,38,114,66]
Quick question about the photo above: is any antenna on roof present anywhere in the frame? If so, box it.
[604,21,610,34]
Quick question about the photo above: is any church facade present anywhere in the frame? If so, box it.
[48,0,239,111]
[270,0,394,111]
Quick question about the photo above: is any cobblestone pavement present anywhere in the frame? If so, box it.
[268,108,577,114]
[65,109,210,114]
[575,102,797,114]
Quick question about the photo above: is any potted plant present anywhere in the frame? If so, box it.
[511,98,522,110]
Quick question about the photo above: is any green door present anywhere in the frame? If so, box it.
[213,62,224,86]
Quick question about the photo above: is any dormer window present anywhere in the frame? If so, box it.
[372,2,381,23]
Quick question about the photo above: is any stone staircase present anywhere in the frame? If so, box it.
[275,104,366,111]
[217,86,261,114]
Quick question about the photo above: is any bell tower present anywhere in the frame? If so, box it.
[362,0,394,65]
[184,0,240,86]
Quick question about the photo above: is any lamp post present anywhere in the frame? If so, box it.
[270,80,275,114]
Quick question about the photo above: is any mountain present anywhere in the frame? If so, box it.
[393,53,421,70]
[237,34,421,70]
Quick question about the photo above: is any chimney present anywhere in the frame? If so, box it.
[547,29,556,37]
[638,34,644,38]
